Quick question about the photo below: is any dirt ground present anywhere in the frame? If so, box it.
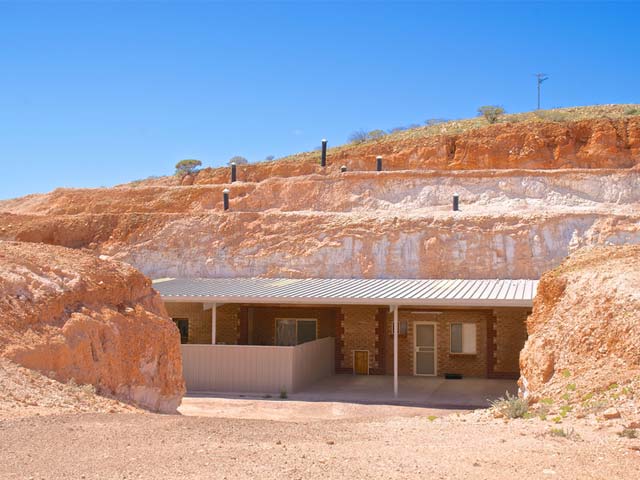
[1,398,639,480]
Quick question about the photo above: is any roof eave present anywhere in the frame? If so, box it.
[159,295,533,308]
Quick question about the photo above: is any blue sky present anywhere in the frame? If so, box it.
[0,1,638,200]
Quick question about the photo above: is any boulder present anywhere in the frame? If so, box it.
[0,241,185,412]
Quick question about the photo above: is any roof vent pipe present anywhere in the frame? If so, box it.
[223,188,230,211]
[340,165,347,173]
[230,162,237,183]
[376,156,383,172]
[321,139,327,167]
[453,193,459,211]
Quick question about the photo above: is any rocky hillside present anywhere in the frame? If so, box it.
[0,241,185,412]
[519,245,639,421]
[0,105,639,280]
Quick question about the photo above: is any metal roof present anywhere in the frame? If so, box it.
[153,277,538,308]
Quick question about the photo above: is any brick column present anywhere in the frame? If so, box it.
[372,307,387,375]
[486,312,496,378]
[335,310,349,373]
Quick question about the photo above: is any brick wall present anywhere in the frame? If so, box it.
[164,300,530,378]
[164,302,239,344]
[383,309,491,378]
[492,308,530,374]
[247,306,337,345]
[340,306,380,372]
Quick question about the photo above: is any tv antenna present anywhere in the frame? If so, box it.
[535,73,549,110]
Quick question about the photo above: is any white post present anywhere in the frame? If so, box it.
[393,305,398,398]
[211,303,217,345]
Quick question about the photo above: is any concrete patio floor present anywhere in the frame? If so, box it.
[288,375,518,408]
[185,374,518,410]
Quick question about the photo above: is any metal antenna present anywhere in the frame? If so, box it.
[535,73,549,110]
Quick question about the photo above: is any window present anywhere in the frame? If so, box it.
[450,323,477,354]
[172,318,189,344]
[275,318,317,346]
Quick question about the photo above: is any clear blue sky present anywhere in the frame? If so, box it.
[1,1,638,200]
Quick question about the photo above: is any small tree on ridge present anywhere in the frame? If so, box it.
[175,159,202,177]
[477,105,505,124]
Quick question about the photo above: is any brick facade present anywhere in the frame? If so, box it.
[245,306,337,345]
[340,306,380,372]
[382,309,490,378]
[492,308,530,376]
[164,302,239,345]
[164,300,529,379]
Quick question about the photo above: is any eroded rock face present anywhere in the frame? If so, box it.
[0,117,639,280]
[0,241,185,413]
[519,245,640,401]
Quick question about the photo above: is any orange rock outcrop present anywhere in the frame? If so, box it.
[0,241,185,412]
[519,245,640,405]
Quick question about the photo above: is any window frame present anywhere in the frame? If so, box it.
[449,322,477,355]
[275,318,318,346]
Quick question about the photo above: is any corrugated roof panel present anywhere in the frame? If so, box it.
[154,277,538,307]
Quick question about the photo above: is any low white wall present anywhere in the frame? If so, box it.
[181,337,334,394]
[292,337,335,391]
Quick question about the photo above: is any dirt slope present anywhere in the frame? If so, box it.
[519,245,640,420]
[0,241,185,412]
[0,357,137,418]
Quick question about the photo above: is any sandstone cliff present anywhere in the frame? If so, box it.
[0,241,185,412]
[519,245,640,418]
[0,107,639,280]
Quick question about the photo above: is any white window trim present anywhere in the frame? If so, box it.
[449,322,477,354]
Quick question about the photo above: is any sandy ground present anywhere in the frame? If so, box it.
[1,398,639,480]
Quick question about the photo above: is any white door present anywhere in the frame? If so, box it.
[414,323,437,376]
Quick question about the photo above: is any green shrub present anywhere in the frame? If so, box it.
[549,427,580,440]
[425,118,448,126]
[368,129,386,140]
[175,159,202,177]
[228,156,249,166]
[348,130,369,144]
[279,387,288,399]
[490,391,529,419]
[625,108,640,115]
[536,110,568,122]
[477,105,505,124]
[618,428,638,439]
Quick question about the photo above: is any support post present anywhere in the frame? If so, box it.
[321,139,327,167]
[211,303,217,344]
[392,304,398,397]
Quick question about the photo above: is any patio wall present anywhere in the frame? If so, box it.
[181,337,334,394]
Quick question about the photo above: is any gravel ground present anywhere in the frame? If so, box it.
[1,402,639,480]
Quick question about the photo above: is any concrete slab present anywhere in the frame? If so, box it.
[290,375,517,408]
[184,375,517,410]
